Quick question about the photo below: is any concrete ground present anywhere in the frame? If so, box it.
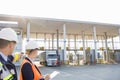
[16,64,120,80]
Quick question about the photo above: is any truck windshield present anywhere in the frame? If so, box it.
[48,54,57,59]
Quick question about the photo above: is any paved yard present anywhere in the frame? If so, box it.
[16,64,120,80]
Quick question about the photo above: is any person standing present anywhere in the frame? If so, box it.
[20,41,50,80]
[0,28,18,80]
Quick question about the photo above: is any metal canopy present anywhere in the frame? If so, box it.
[0,14,119,37]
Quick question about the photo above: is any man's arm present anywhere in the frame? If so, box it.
[21,63,34,80]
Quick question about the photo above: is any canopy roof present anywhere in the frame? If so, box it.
[0,14,119,37]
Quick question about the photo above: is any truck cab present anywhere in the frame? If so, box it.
[46,51,58,66]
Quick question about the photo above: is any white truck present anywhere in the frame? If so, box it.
[46,51,58,66]
[39,50,63,66]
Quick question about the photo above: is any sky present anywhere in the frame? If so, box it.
[0,0,120,25]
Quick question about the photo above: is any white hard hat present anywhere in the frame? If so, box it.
[26,41,39,50]
[0,28,18,43]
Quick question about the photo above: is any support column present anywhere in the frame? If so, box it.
[44,33,46,50]
[111,36,114,52]
[74,34,77,64]
[57,29,59,51]
[101,36,104,48]
[56,30,60,65]
[104,32,108,62]
[101,35,105,61]
[26,21,30,42]
[68,34,70,61]
[52,33,54,50]
[93,26,98,62]
[82,31,86,63]
[118,28,120,42]
[48,37,50,49]
[74,34,76,50]
[118,28,120,50]
[63,24,67,64]
[68,34,70,50]
[86,36,88,47]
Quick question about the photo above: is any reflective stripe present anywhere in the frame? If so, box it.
[0,62,2,66]
[3,74,13,80]
[0,62,2,71]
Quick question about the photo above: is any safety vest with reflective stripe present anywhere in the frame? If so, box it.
[0,62,14,80]
[20,59,43,80]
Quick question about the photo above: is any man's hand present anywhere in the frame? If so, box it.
[44,74,50,80]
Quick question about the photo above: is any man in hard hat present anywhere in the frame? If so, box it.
[20,41,50,80]
[0,28,18,80]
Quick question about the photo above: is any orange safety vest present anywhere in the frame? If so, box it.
[20,59,43,80]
